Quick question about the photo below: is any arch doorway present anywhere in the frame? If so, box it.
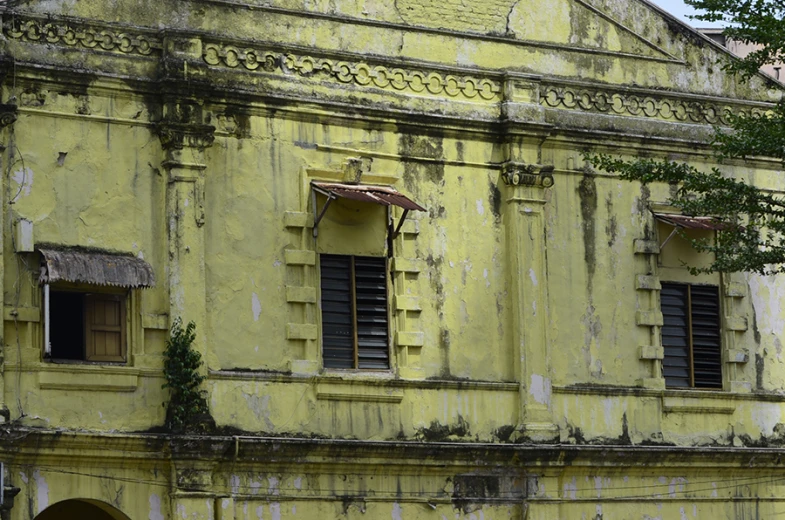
[35,499,131,520]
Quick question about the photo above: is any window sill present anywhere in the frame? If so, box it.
[37,363,140,392]
[553,384,785,403]
[316,381,404,403]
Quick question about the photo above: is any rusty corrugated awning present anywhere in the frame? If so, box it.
[39,247,155,288]
[312,182,426,212]
[654,213,730,231]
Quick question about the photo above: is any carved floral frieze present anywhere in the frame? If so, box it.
[540,85,770,125]
[3,17,162,56]
[202,42,502,101]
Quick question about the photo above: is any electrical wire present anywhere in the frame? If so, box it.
[7,460,785,504]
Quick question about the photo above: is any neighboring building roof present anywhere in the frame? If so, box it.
[39,247,156,288]
[698,28,783,83]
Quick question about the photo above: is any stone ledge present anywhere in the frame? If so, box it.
[38,369,138,392]
[662,396,735,414]
[316,382,403,403]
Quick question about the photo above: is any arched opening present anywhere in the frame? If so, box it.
[34,499,131,520]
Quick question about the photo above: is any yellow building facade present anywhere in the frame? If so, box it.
[0,0,783,518]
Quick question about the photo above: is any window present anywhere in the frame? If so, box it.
[660,283,722,388]
[47,288,127,363]
[320,254,390,370]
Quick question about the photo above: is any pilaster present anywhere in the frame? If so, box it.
[502,161,558,443]
[0,103,17,424]
[156,100,215,370]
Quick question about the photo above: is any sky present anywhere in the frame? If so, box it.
[649,0,726,28]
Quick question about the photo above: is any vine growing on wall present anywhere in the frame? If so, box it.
[162,318,210,432]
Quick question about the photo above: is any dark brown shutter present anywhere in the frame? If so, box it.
[320,255,354,368]
[690,285,722,388]
[85,293,126,362]
[661,283,691,388]
[354,257,390,369]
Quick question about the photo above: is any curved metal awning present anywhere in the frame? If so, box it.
[311,182,426,238]
[39,247,155,288]
[312,182,425,211]
[653,213,729,231]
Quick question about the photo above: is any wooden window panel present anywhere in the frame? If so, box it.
[320,254,390,370]
[320,255,355,369]
[85,293,127,362]
[354,257,390,369]
[690,285,722,388]
[660,283,722,389]
[661,283,691,388]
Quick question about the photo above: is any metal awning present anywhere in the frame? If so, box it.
[312,182,426,211]
[39,247,155,288]
[654,213,729,231]
[311,182,426,238]
[653,213,731,250]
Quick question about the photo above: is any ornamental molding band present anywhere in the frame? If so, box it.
[502,162,555,188]
[3,16,162,56]
[540,85,771,125]
[202,42,502,101]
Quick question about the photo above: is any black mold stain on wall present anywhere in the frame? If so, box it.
[578,172,598,291]
[489,180,502,222]
[605,194,617,248]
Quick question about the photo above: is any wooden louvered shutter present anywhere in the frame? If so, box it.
[354,257,389,369]
[320,255,355,368]
[85,293,126,362]
[690,285,722,388]
[661,283,691,388]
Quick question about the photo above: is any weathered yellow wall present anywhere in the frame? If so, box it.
[1,0,784,519]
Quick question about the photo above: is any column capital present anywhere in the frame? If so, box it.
[156,121,215,151]
[155,100,216,151]
[502,161,555,189]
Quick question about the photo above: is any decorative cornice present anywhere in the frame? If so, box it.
[502,162,554,188]
[202,42,502,101]
[3,16,162,56]
[540,84,771,125]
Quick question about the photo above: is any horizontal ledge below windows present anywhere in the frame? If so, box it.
[662,397,735,415]
[38,367,139,392]
[316,382,403,403]
[208,370,520,392]
[553,384,785,403]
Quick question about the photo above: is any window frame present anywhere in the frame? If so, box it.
[660,281,723,389]
[319,253,392,371]
[43,283,132,365]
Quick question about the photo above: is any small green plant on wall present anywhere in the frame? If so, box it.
[163,318,211,432]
